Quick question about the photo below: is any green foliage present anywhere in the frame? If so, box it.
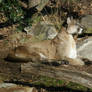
[0,0,24,23]
[32,76,92,91]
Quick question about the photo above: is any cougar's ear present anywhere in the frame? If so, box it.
[67,17,71,24]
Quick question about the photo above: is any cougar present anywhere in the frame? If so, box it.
[6,17,84,65]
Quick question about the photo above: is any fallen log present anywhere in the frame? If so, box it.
[21,62,92,89]
[0,59,92,89]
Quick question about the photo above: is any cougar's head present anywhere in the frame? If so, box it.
[66,17,84,35]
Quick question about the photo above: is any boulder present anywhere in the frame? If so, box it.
[24,21,58,40]
[0,83,17,88]
[28,0,40,8]
[0,83,38,92]
[28,0,49,11]
[77,37,92,61]
[81,15,92,33]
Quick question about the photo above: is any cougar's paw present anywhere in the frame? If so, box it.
[82,58,92,66]
[85,61,92,66]
[78,58,92,66]
[60,60,69,65]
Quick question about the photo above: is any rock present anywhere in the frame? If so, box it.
[77,37,92,61]
[81,15,92,33]
[24,21,58,40]
[0,83,17,88]
[40,88,47,92]
[36,0,49,11]
[28,0,40,8]
[0,83,38,92]
[28,0,49,11]
[0,0,2,3]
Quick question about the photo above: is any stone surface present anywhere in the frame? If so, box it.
[0,0,2,3]
[28,0,40,8]
[0,83,38,92]
[77,37,92,61]
[0,83,17,88]
[81,15,92,33]
[24,21,58,40]
[36,0,49,11]
[28,0,49,11]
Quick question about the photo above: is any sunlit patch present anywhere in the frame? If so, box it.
[68,47,77,59]
[39,53,47,59]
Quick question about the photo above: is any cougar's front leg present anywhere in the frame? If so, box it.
[64,57,84,66]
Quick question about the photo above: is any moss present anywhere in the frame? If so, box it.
[66,82,88,91]
[30,14,42,25]
[86,28,92,33]
[33,76,65,87]
[31,76,92,91]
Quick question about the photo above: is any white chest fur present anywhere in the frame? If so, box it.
[39,53,47,60]
[68,35,77,59]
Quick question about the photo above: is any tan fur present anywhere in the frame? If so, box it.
[7,17,84,65]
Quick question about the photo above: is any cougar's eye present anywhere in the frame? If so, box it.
[78,27,83,34]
